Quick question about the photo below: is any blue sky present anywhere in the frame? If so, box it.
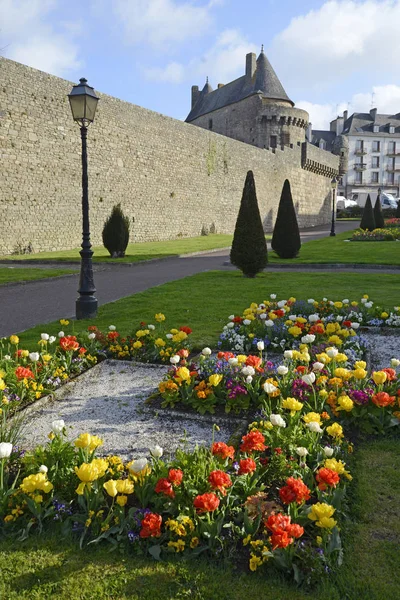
[2,0,400,128]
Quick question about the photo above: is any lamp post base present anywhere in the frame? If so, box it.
[76,295,98,320]
[330,231,336,237]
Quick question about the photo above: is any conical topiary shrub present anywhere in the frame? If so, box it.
[396,198,400,218]
[271,179,301,258]
[230,170,268,277]
[373,195,385,229]
[360,195,376,231]
[102,204,130,258]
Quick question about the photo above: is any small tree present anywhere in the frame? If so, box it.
[396,199,400,218]
[271,179,301,258]
[102,204,130,258]
[373,195,385,229]
[230,170,268,277]
[360,195,376,231]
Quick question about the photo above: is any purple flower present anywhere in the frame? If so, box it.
[349,389,370,405]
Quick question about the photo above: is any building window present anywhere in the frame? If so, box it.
[372,140,380,152]
[387,172,395,185]
[355,140,363,151]
[371,172,379,183]
[355,171,363,184]
[389,126,395,134]
[372,156,380,168]
[388,141,396,154]
[208,119,213,130]
[270,135,277,149]
[373,125,379,133]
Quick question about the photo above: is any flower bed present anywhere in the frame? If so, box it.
[218,295,400,355]
[351,228,400,241]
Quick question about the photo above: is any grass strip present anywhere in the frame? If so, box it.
[0,268,77,285]
[14,270,400,350]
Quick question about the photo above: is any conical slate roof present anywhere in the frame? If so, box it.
[186,49,293,122]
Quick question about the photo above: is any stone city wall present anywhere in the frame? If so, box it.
[0,57,339,255]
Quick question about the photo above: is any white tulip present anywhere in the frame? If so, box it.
[277,365,288,375]
[29,352,40,362]
[277,300,287,308]
[49,336,56,344]
[0,442,13,459]
[306,421,323,433]
[301,373,316,385]
[336,316,343,322]
[295,447,309,457]
[51,419,65,433]
[308,299,315,304]
[301,334,315,344]
[312,362,324,372]
[227,322,235,328]
[88,333,96,340]
[264,382,278,394]
[270,294,276,299]
[228,358,238,367]
[166,334,173,339]
[39,464,48,473]
[4,355,11,360]
[245,375,253,384]
[361,298,367,304]
[129,458,148,473]
[308,314,319,322]
[264,320,274,327]
[365,302,373,309]
[270,414,286,428]
[257,341,265,351]
[259,313,267,320]
[109,325,116,331]
[148,324,155,330]
[391,358,400,367]
[323,298,328,302]
[41,333,49,341]
[323,446,334,457]
[228,315,235,321]
[202,347,212,356]
[149,445,163,458]
[243,319,251,326]
[58,331,65,338]
[288,315,297,321]
[342,299,349,304]
[326,347,339,358]
[242,366,255,377]
[351,322,360,329]
[284,350,293,359]
[170,355,180,364]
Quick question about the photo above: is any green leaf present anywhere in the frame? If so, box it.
[148,544,162,561]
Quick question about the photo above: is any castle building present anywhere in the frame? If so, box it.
[186,48,309,151]
[312,109,400,199]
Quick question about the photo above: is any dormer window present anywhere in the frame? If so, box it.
[389,126,395,134]
[373,125,379,133]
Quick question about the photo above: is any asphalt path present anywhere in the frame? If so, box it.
[1,220,386,337]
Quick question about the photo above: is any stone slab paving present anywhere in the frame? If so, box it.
[20,360,247,461]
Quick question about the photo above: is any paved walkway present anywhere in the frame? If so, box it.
[0,221,393,337]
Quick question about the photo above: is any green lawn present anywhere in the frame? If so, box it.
[0,235,234,264]
[14,270,400,350]
[271,231,400,265]
[1,435,399,600]
[0,267,77,285]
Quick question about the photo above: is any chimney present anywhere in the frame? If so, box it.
[336,116,344,136]
[343,110,348,121]
[370,108,377,121]
[218,83,224,89]
[191,85,200,109]
[245,52,256,83]
[306,122,313,142]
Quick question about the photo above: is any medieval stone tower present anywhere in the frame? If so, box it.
[186,47,309,151]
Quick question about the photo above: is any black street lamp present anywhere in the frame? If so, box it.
[68,78,99,320]
[330,177,337,237]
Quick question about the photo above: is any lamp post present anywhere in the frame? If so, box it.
[330,177,337,237]
[68,78,99,320]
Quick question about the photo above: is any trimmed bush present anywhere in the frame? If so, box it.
[271,179,301,259]
[373,195,385,229]
[359,195,376,231]
[230,170,268,277]
[102,204,130,258]
[396,199,400,218]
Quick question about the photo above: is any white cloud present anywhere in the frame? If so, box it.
[298,85,400,129]
[0,0,81,76]
[113,0,214,47]
[271,0,400,86]
[144,61,185,83]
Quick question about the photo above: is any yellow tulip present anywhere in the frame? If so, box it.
[208,374,223,387]
[116,479,134,495]
[103,479,118,497]
[372,371,387,385]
